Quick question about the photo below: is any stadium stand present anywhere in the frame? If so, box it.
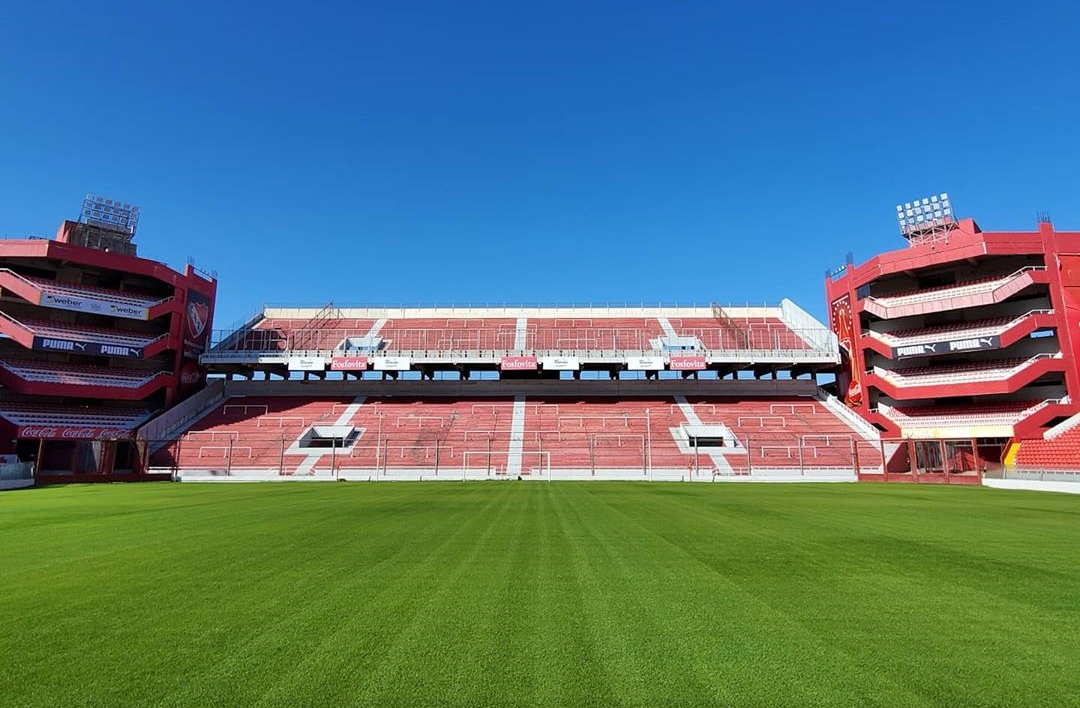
[155,392,882,481]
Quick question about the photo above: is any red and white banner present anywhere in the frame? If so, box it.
[331,356,369,371]
[669,355,707,371]
[18,426,135,440]
[500,356,537,371]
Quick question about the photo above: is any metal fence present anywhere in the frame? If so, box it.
[146,431,884,480]
[208,324,834,356]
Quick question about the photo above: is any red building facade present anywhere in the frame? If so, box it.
[0,219,215,481]
[826,217,1080,467]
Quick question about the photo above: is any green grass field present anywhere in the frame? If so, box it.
[1,482,1077,707]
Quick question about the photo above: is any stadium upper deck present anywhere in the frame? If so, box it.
[202,300,839,379]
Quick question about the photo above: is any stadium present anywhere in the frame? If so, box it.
[0,194,1078,705]
[2,194,1078,489]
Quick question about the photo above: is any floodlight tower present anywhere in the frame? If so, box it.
[895,193,955,247]
[70,194,141,255]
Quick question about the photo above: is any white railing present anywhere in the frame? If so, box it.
[867,267,1046,308]
[868,309,1053,346]
[873,354,1056,387]
[137,378,227,442]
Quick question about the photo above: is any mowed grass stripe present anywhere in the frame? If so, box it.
[0,482,1077,707]
[565,484,932,707]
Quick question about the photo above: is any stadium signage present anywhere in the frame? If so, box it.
[500,356,537,371]
[892,336,1000,359]
[31,336,143,358]
[287,356,326,371]
[372,356,411,371]
[669,355,707,371]
[183,289,213,358]
[541,356,579,371]
[625,356,664,371]
[38,293,150,320]
[17,426,134,440]
[330,356,369,371]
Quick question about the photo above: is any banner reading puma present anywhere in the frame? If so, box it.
[31,336,144,358]
[893,336,1001,359]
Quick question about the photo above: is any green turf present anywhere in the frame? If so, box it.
[1,482,1078,707]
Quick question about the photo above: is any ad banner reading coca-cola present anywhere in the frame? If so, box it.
[500,356,537,371]
[18,426,135,440]
[669,355,707,371]
[31,336,145,358]
[330,356,369,371]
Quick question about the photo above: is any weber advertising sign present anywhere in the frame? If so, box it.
[39,292,150,320]
[31,336,144,358]
[892,336,1001,359]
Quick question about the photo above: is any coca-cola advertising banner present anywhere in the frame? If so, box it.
[183,288,214,358]
[330,356,369,371]
[669,355,707,371]
[31,336,144,358]
[39,292,150,320]
[500,356,537,371]
[18,426,134,440]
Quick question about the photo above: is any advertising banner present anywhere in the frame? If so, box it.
[500,356,537,371]
[372,356,411,371]
[625,356,664,371]
[39,292,150,321]
[892,336,1001,359]
[330,356,369,371]
[541,356,579,371]
[669,355,707,371]
[31,336,144,358]
[17,426,134,440]
[288,356,326,371]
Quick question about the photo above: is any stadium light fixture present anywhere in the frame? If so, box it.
[895,192,952,237]
[81,194,141,236]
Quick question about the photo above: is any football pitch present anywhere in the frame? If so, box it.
[1,482,1077,707]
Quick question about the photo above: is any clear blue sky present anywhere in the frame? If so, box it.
[2,1,1077,328]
